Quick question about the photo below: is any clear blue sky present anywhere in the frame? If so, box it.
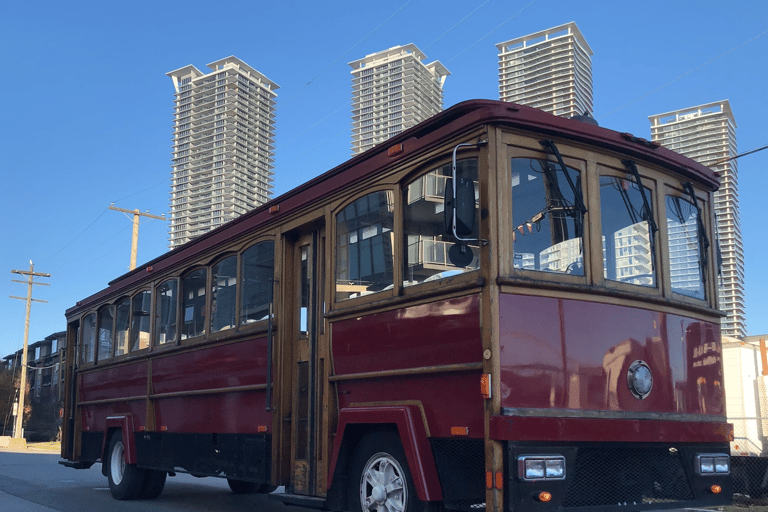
[1,0,766,358]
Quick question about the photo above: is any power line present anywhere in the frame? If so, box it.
[600,29,768,120]
[424,0,493,51]
[449,0,539,62]
[278,0,413,109]
[704,143,768,166]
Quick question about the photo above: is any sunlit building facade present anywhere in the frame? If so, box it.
[649,101,745,337]
[497,22,593,117]
[350,44,449,155]
[167,57,278,249]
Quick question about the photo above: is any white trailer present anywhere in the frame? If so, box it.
[722,335,768,497]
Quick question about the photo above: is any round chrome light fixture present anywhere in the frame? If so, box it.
[627,360,653,399]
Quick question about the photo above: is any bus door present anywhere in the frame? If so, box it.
[285,228,326,496]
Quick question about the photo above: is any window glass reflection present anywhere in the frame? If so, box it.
[511,158,584,275]
[600,176,656,287]
[667,195,706,300]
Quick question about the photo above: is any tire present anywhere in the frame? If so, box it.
[227,478,270,494]
[347,430,424,512]
[106,431,146,500]
[139,469,167,499]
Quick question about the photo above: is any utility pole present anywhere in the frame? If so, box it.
[9,261,50,444]
[109,204,165,270]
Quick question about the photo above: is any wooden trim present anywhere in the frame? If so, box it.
[328,361,483,383]
[77,383,268,407]
[326,278,485,321]
[149,383,268,400]
[496,278,724,320]
[348,400,431,437]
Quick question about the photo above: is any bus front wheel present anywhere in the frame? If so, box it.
[106,431,145,500]
[347,430,423,512]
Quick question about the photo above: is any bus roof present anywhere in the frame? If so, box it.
[66,99,718,317]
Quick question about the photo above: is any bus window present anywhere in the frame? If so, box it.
[404,159,479,286]
[666,195,706,300]
[155,280,178,345]
[114,298,130,356]
[511,158,584,274]
[335,191,395,301]
[130,291,151,351]
[600,176,656,287]
[96,306,114,362]
[80,313,96,364]
[241,240,274,324]
[182,269,207,339]
[211,256,237,332]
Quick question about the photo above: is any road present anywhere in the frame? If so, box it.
[0,449,289,511]
[0,448,746,512]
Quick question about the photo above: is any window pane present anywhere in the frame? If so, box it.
[511,158,584,275]
[81,313,96,364]
[335,191,395,301]
[114,299,130,356]
[131,291,151,352]
[155,280,177,345]
[97,307,114,362]
[212,256,237,332]
[182,269,207,339]
[667,195,705,299]
[241,241,275,324]
[600,176,656,287]
[404,159,479,286]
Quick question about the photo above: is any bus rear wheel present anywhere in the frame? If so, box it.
[140,469,167,499]
[347,430,423,512]
[106,431,146,500]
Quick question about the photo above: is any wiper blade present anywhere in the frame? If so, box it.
[622,160,658,237]
[682,182,710,285]
[539,140,587,215]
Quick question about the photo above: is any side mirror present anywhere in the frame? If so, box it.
[444,177,476,238]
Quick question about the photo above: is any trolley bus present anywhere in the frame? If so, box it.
[60,99,732,511]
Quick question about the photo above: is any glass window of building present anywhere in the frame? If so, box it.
[241,241,275,324]
[155,280,178,345]
[511,158,585,275]
[212,256,237,332]
[403,159,479,286]
[600,176,656,287]
[666,195,706,300]
[335,191,395,301]
[130,291,151,352]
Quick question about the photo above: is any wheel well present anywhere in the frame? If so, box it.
[101,427,121,477]
[326,424,398,511]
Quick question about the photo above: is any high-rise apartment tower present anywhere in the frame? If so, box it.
[350,44,449,155]
[649,101,746,337]
[497,22,593,118]
[167,56,278,249]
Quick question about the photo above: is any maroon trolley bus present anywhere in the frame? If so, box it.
[60,100,732,511]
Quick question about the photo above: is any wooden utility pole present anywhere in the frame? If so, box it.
[109,204,165,270]
[9,261,50,442]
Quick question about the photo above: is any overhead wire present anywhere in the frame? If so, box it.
[600,29,768,120]
[448,0,539,62]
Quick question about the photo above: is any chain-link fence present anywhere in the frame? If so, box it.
[730,413,768,507]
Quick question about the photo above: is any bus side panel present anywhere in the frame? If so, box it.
[498,294,725,419]
[152,337,271,433]
[78,361,148,462]
[331,294,484,437]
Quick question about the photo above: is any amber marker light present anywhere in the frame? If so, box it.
[269,205,280,214]
[387,143,404,157]
[710,485,722,494]
[451,426,469,436]
[481,373,492,399]
[537,491,552,502]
